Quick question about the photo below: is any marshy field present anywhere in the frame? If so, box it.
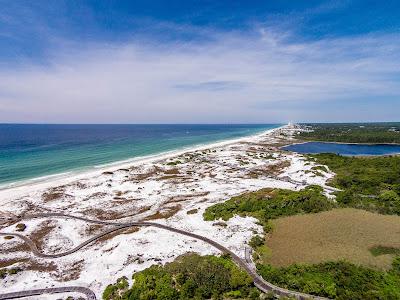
[266,208,400,270]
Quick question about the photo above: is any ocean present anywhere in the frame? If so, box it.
[0,124,279,187]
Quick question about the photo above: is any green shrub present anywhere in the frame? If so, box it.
[203,185,334,227]
[392,257,400,275]
[379,190,400,202]
[103,254,254,300]
[311,165,329,173]
[102,277,129,300]
[249,235,264,249]
[369,246,400,257]
[311,153,400,215]
[0,269,7,279]
[0,267,22,281]
[257,258,400,299]
[7,267,22,275]
[16,223,26,232]
[166,160,182,166]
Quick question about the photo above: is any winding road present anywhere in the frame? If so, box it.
[0,213,328,300]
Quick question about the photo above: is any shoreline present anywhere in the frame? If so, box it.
[0,123,337,296]
[0,125,284,200]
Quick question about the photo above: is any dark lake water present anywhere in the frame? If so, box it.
[283,142,400,156]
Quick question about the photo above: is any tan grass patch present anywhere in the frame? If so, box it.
[41,186,69,202]
[72,181,88,189]
[164,168,180,175]
[84,224,104,235]
[165,192,210,204]
[134,166,163,181]
[247,160,290,178]
[84,204,152,220]
[54,260,85,281]
[0,258,28,268]
[0,258,57,274]
[137,206,152,214]
[29,220,57,251]
[157,174,184,180]
[0,240,30,254]
[0,211,19,226]
[143,205,182,221]
[83,191,108,201]
[264,160,290,175]
[26,260,57,273]
[96,227,140,244]
[266,208,400,270]
[160,176,194,184]
[83,208,125,220]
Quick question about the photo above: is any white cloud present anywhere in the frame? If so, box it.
[0,28,399,123]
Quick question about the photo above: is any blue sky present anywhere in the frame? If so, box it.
[0,0,399,123]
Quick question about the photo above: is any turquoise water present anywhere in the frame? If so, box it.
[0,124,279,187]
[283,141,400,156]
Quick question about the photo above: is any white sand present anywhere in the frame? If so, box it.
[0,124,335,297]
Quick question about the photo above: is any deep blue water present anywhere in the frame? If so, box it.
[283,142,400,156]
[0,124,279,187]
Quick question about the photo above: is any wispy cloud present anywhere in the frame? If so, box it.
[0,26,399,123]
[174,81,246,91]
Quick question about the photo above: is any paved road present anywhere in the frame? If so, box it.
[0,213,328,299]
[0,286,96,300]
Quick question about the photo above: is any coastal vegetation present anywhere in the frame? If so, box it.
[370,246,400,257]
[100,124,400,300]
[203,154,400,299]
[298,123,400,144]
[203,186,337,266]
[203,185,334,232]
[102,253,259,300]
[265,208,400,269]
[15,223,26,232]
[257,258,400,299]
[310,153,400,215]
[258,211,400,298]
[0,267,22,280]
[166,160,183,166]
[203,189,400,299]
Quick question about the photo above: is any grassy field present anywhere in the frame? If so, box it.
[266,208,400,270]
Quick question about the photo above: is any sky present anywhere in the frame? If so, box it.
[0,0,399,124]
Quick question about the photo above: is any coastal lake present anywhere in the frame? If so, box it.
[283,141,400,156]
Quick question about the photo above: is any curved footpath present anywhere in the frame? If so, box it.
[0,213,328,300]
[0,286,96,300]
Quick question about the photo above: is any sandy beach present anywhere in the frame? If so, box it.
[0,124,335,297]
